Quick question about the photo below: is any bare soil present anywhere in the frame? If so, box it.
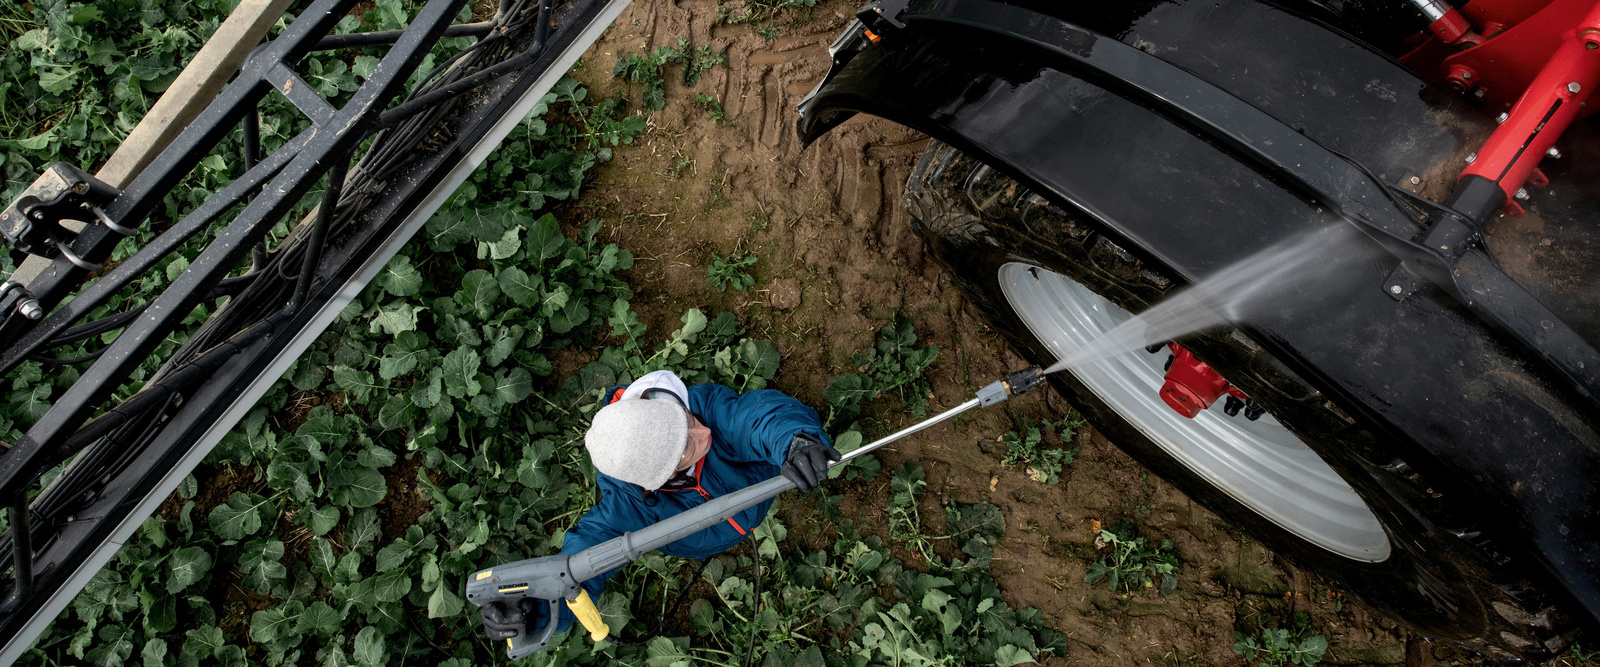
[553,0,1449,664]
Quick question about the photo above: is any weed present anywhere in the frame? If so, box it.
[665,152,695,179]
[999,412,1085,484]
[704,175,733,211]
[613,37,727,110]
[1086,519,1179,595]
[824,312,940,426]
[718,0,819,26]
[1232,613,1329,666]
[694,93,727,125]
[758,26,780,41]
[747,209,771,233]
[707,252,758,292]
[1565,643,1600,666]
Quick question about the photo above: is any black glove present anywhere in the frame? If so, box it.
[782,433,841,493]
[481,598,545,641]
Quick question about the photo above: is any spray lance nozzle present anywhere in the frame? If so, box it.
[976,366,1046,407]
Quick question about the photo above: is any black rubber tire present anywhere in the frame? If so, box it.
[902,139,1578,661]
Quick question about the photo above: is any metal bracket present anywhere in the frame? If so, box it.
[0,164,123,259]
[856,0,910,32]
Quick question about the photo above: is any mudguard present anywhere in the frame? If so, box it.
[798,0,1600,627]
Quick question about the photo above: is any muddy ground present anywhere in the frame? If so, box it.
[541,0,1458,664]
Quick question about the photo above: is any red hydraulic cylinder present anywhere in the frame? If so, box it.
[1459,0,1600,203]
[1159,344,1246,419]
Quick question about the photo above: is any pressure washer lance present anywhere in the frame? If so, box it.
[466,366,1047,658]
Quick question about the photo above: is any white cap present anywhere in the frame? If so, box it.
[585,399,689,490]
[619,370,690,409]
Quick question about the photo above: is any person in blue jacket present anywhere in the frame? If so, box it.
[478,370,840,640]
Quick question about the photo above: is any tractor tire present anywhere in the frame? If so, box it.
[902,139,1578,661]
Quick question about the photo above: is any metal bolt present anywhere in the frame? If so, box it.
[17,298,43,320]
[1496,112,1509,123]
[65,515,75,523]
[1570,82,1583,94]
[1465,152,1477,163]
[1461,71,1472,79]
[1409,176,1421,184]
[1515,188,1530,200]
[1547,146,1562,159]
[29,211,44,220]
[1388,284,1404,295]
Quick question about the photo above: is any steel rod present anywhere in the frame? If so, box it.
[0,501,33,614]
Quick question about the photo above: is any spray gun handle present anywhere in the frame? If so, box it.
[503,597,561,659]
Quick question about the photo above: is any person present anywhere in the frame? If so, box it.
[479,370,841,640]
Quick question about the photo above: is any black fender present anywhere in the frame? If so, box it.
[798,0,1600,629]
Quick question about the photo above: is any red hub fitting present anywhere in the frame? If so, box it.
[1158,343,1247,419]
[1445,64,1480,92]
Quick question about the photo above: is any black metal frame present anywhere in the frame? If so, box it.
[0,0,627,652]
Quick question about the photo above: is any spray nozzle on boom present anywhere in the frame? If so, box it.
[977,366,1046,406]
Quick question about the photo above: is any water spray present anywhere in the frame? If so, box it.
[467,365,1048,658]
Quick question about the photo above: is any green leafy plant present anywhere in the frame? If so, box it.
[707,251,758,292]
[824,312,941,425]
[1086,519,1179,595]
[717,0,818,28]
[1232,614,1329,666]
[694,92,727,125]
[612,37,726,110]
[1563,642,1600,666]
[1000,412,1085,484]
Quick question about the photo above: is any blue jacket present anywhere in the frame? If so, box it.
[552,383,829,630]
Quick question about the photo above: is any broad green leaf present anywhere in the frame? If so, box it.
[921,589,961,635]
[182,626,225,659]
[371,571,412,603]
[377,393,414,430]
[427,585,464,618]
[442,347,482,398]
[528,213,567,263]
[374,539,412,572]
[332,367,385,404]
[39,66,80,94]
[370,301,424,335]
[305,505,339,536]
[410,368,444,408]
[248,605,297,644]
[141,636,166,667]
[293,601,343,636]
[207,493,268,541]
[239,539,287,593]
[478,225,522,260]
[491,367,533,404]
[352,626,385,666]
[497,267,541,307]
[166,547,212,594]
[330,466,387,508]
[455,269,501,319]
[345,508,382,552]
[86,625,134,667]
[994,645,1036,667]
[377,255,423,297]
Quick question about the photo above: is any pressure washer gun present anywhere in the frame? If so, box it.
[466,366,1047,658]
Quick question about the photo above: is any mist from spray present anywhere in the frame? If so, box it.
[1040,224,1373,376]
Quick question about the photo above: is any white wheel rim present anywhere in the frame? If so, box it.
[999,263,1390,561]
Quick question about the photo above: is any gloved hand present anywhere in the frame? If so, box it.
[782,433,841,493]
[480,598,546,641]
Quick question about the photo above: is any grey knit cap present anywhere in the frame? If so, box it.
[585,398,689,490]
